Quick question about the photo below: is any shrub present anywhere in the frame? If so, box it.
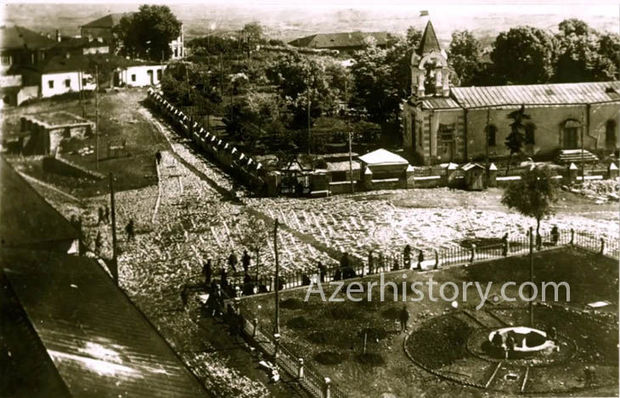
[314,351,344,365]
[354,352,385,366]
[287,316,311,329]
[280,298,304,310]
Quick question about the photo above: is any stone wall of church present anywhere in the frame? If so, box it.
[464,102,619,161]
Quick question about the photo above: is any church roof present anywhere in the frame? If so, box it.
[451,81,620,108]
[359,149,409,166]
[417,21,441,55]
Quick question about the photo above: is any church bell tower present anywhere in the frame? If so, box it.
[411,20,451,98]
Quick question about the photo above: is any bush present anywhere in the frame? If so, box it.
[328,305,359,320]
[287,316,311,329]
[354,352,385,366]
[381,306,401,321]
[280,298,304,310]
[359,327,388,341]
[314,351,344,365]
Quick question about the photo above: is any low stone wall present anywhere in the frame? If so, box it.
[42,156,105,180]
[147,89,268,193]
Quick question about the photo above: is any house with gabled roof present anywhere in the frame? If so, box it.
[289,31,392,53]
[80,12,185,59]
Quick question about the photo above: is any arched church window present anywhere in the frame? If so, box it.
[606,120,617,149]
[486,125,497,147]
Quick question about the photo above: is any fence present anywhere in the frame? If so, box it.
[229,301,346,398]
[226,229,617,296]
[214,228,616,398]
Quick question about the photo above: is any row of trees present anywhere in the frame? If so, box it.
[449,19,620,86]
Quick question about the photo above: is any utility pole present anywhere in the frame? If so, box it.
[581,105,586,181]
[274,219,280,335]
[529,226,534,327]
[273,219,281,363]
[95,65,99,170]
[348,131,354,193]
[109,173,118,284]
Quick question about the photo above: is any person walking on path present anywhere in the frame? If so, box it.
[403,245,411,269]
[125,219,135,242]
[318,261,326,283]
[97,207,104,225]
[202,259,212,287]
[399,305,410,332]
[241,250,251,275]
[417,250,424,271]
[367,250,374,275]
[228,251,238,273]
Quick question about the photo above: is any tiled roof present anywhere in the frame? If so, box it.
[1,25,56,50]
[40,54,160,74]
[0,249,208,398]
[420,97,460,110]
[359,148,409,166]
[289,31,391,49]
[81,13,133,28]
[417,21,441,55]
[451,81,620,108]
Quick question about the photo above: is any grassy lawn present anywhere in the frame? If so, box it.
[240,248,618,397]
[2,89,169,196]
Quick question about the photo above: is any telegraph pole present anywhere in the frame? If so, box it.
[273,219,281,363]
[529,226,534,327]
[348,131,354,193]
[109,172,118,284]
[95,65,100,170]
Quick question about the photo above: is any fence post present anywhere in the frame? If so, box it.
[600,238,605,255]
[470,244,476,264]
[324,377,331,398]
[570,229,575,246]
[253,318,258,338]
[298,358,304,379]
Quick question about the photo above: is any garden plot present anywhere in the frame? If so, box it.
[247,190,619,263]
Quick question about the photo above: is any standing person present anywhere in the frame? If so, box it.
[367,250,374,275]
[94,230,102,255]
[403,245,412,269]
[227,251,238,273]
[318,261,326,283]
[220,266,228,288]
[125,220,135,242]
[155,151,162,164]
[241,250,251,275]
[417,250,424,271]
[399,305,410,332]
[202,259,212,287]
[550,225,559,246]
[502,233,509,256]
[97,207,104,225]
[104,205,110,224]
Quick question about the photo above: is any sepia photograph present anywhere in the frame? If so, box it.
[0,0,619,397]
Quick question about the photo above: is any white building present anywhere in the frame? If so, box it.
[118,64,166,87]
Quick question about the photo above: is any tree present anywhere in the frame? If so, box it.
[266,53,339,131]
[491,26,556,84]
[448,30,483,86]
[501,165,559,241]
[115,5,181,60]
[504,105,531,175]
[349,37,412,133]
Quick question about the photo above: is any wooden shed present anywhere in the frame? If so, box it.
[462,162,486,191]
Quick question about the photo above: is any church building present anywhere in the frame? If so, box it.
[402,21,620,165]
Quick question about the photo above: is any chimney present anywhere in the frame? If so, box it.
[56,29,61,42]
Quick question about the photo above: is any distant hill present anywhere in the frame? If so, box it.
[4,3,618,47]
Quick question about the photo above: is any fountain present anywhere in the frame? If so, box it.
[488,326,557,359]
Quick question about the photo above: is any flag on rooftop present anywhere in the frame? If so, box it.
[420,10,429,17]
